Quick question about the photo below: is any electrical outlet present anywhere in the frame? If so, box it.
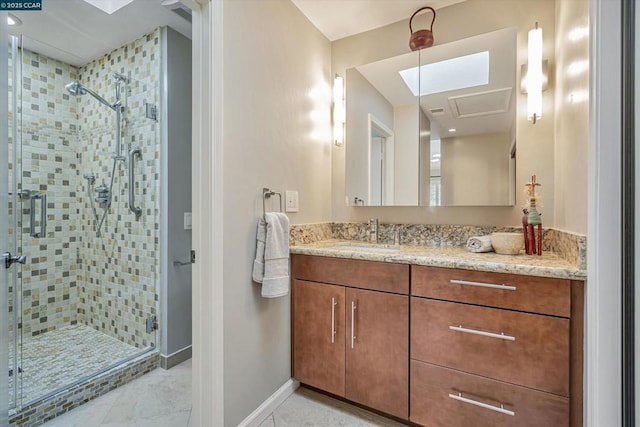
[285,190,299,212]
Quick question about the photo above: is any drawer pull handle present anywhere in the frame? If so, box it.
[449,325,515,341]
[449,392,515,416]
[351,301,357,349]
[331,297,337,344]
[450,279,517,291]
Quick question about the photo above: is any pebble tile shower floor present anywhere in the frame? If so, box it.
[9,324,140,404]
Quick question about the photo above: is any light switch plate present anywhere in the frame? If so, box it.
[285,190,299,212]
[184,212,192,230]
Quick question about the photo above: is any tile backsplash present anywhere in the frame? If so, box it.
[290,222,586,269]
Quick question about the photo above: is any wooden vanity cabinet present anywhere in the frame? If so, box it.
[291,255,583,427]
[410,266,584,427]
[291,255,409,419]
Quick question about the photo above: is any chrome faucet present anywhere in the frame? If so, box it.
[368,218,378,243]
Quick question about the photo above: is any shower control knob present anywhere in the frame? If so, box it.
[3,252,26,269]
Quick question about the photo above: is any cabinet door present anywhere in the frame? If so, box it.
[345,288,409,419]
[292,279,345,397]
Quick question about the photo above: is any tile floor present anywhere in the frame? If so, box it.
[40,359,404,427]
[40,358,192,427]
[257,387,406,427]
[11,324,142,405]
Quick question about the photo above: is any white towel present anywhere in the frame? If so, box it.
[252,212,290,298]
[466,235,493,253]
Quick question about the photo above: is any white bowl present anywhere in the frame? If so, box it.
[491,232,524,255]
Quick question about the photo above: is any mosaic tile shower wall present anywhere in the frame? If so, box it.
[11,47,81,337]
[7,30,160,350]
[76,30,160,349]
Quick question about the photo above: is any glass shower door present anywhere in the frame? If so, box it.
[8,30,159,408]
[6,33,22,413]
[1,18,11,427]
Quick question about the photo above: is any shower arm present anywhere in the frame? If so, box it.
[82,85,117,111]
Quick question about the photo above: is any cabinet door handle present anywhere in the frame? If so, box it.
[449,325,515,341]
[448,392,515,416]
[351,301,357,349]
[450,279,516,291]
[331,297,337,344]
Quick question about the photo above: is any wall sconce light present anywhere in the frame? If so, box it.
[333,74,345,146]
[525,22,543,124]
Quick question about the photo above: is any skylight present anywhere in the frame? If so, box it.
[399,51,490,96]
[81,0,135,14]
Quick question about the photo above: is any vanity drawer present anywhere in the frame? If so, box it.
[411,266,571,317]
[291,254,409,294]
[410,360,569,427]
[411,297,570,395]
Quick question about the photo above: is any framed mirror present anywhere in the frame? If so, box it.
[345,27,517,207]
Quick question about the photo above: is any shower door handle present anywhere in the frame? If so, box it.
[3,252,26,269]
[30,193,46,238]
[129,147,142,217]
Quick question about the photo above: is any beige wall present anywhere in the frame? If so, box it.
[222,0,332,425]
[332,0,557,226]
[345,68,393,204]
[419,109,431,205]
[440,132,512,205]
[554,0,589,234]
[393,105,419,204]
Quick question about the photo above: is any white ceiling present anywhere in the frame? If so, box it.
[9,0,191,67]
[355,27,517,139]
[291,0,466,41]
[12,0,465,68]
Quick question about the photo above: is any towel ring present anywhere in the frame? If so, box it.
[263,187,283,215]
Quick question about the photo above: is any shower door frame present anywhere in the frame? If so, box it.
[5,30,160,413]
[0,12,9,427]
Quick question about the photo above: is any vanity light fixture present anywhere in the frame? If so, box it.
[333,74,345,146]
[526,22,543,124]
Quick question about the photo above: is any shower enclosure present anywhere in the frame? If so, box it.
[4,30,161,419]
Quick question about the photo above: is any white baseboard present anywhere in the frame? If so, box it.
[238,378,300,427]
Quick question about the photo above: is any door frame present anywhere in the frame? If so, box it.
[187,0,630,425]
[190,0,224,426]
[587,0,623,425]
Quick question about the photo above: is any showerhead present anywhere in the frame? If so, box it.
[65,81,85,96]
[65,80,117,111]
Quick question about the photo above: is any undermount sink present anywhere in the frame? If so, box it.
[331,243,400,254]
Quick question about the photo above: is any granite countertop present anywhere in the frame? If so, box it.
[290,239,586,280]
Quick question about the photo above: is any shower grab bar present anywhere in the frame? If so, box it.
[29,193,46,238]
[129,147,142,217]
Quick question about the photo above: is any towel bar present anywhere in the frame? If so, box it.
[262,187,283,215]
